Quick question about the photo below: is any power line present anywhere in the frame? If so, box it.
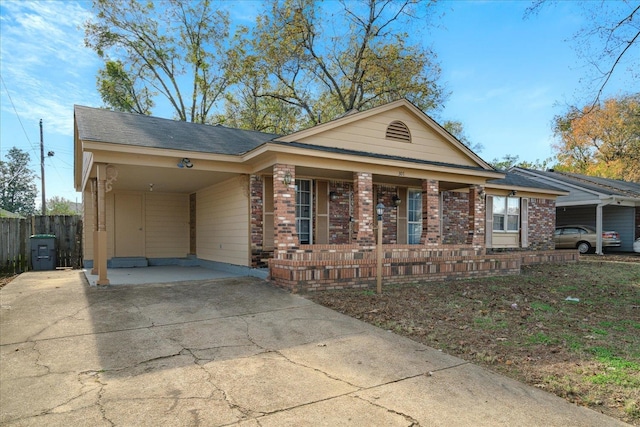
[0,73,39,155]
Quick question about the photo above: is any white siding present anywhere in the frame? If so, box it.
[196,176,249,266]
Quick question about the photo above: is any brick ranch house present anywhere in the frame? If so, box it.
[74,99,576,291]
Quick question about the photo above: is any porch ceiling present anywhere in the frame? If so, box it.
[94,164,236,193]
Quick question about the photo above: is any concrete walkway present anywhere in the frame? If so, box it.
[0,270,627,426]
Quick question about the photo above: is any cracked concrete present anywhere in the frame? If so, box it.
[0,269,628,426]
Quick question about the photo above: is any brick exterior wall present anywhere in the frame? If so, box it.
[467,185,485,246]
[374,185,399,244]
[353,172,374,245]
[273,164,298,255]
[442,191,469,244]
[527,198,556,250]
[329,181,353,244]
[420,179,440,244]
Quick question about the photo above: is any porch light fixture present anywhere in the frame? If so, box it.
[178,158,193,168]
[392,194,401,206]
[376,202,385,221]
[509,190,517,196]
[283,171,292,186]
[478,188,485,198]
[330,191,338,201]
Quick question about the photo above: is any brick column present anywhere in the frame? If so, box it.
[273,164,298,255]
[420,179,440,244]
[353,172,374,245]
[250,175,263,267]
[467,185,485,246]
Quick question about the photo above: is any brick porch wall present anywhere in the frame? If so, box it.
[375,185,399,244]
[442,191,469,244]
[329,181,352,244]
[467,185,485,246]
[527,198,556,250]
[269,244,578,293]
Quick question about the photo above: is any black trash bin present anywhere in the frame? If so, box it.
[30,234,57,271]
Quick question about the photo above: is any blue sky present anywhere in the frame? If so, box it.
[0,0,635,207]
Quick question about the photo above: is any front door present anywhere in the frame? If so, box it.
[114,193,144,257]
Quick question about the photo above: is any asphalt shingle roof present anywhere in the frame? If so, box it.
[487,171,567,193]
[74,105,280,155]
[512,168,640,198]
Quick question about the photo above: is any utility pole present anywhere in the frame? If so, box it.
[40,119,45,215]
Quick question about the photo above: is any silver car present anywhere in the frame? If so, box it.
[554,225,621,254]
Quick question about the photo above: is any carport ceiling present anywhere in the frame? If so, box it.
[106,164,236,193]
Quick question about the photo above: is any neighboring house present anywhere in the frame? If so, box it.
[511,168,640,254]
[74,99,574,290]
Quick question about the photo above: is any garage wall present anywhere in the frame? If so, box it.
[197,176,250,266]
[145,193,189,258]
[557,205,634,251]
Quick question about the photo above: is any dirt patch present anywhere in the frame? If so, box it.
[308,259,640,425]
[0,274,18,289]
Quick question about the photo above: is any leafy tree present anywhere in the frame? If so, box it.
[526,1,639,107]
[225,0,444,132]
[490,154,553,171]
[85,0,237,122]
[552,94,640,181]
[442,120,483,153]
[46,196,78,215]
[0,148,38,216]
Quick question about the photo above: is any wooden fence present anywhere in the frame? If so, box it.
[1,216,83,274]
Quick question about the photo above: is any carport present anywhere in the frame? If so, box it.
[511,168,640,254]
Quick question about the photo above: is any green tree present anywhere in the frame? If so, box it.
[85,0,237,122]
[46,196,78,215]
[489,154,553,171]
[442,120,483,153]
[552,94,640,181]
[226,0,444,132]
[0,147,38,216]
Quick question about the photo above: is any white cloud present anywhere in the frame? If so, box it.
[0,1,101,136]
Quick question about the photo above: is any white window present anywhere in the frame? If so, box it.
[295,179,312,244]
[408,189,422,244]
[492,196,520,232]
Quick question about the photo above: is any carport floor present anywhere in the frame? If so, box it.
[83,265,240,285]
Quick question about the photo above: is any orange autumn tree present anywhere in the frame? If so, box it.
[552,94,640,181]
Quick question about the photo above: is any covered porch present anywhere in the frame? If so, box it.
[255,163,577,292]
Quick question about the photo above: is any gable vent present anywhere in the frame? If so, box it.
[386,121,411,143]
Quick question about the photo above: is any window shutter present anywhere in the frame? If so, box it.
[521,198,529,248]
[485,195,493,248]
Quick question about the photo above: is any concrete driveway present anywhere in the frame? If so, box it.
[0,270,626,426]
